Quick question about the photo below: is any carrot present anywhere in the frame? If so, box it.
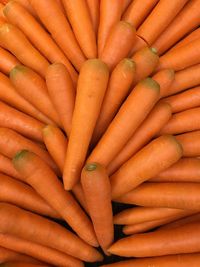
[131,47,159,84]
[152,0,200,55]
[0,203,102,262]
[122,0,132,13]
[98,0,123,55]
[13,150,98,247]
[91,58,136,145]
[72,183,88,213]
[29,0,86,71]
[0,233,84,267]
[151,158,200,183]
[129,35,148,56]
[0,101,44,142]
[108,221,200,257]
[10,65,61,126]
[0,23,49,77]
[88,78,160,168]
[81,163,114,254]
[111,135,182,199]
[137,0,188,45]
[176,131,200,157]
[100,21,136,70]
[2,263,49,267]
[9,0,38,19]
[157,38,200,71]
[164,86,200,113]
[122,0,159,29]
[3,1,77,84]
[86,0,99,34]
[46,63,75,136]
[0,153,22,181]
[108,102,172,175]
[62,0,97,59]
[63,59,109,190]
[0,46,19,74]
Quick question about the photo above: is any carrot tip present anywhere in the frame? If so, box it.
[150,47,158,54]
[85,163,98,171]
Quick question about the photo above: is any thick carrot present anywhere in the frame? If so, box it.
[176,131,200,157]
[62,0,97,59]
[2,263,49,267]
[88,78,160,168]
[151,158,200,183]
[0,23,49,77]
[152,0,200,55]
[111,135,182,199]
[13,150,98,247]
[3,1,77,84]
[100,21,136,70]
[91,58,136,145]
[122,0,159,29]
[129,35,148,56]
[131,47,159,84]
[0,101,44,142]
[81,163,114,254]
[108,102,172,175]
[46,63,75,136]
[137,0,188,45]
[98,0,123,55]
[164,86,200,113]
[108,221,200,257]
[29,0,85,71]
[0,153,22,180]
[10,65,61,126]
[63,59,109,190]
[0,46,19,74]
[86,0,99,34]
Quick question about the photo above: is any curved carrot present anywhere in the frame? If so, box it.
[108,102,172,175]
[3,1,77,84]
[29,0,86,71]
[86,0,99,34]
[137,0,188,45]
[129,35,148,56]
[92,58,136,145]
[88,78,160,168]
[46,63,75,136]
[63,59,109,190]
[0,153,22,180]
[100,21,136,70]
[176,131,200,157]
[0,46,19,74]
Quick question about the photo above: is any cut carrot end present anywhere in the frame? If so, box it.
[9,65,27,78]
[85,163,98,171]
[150,47,158,54]
[141,77,160,91]
[13,149,29,162]
[122,58,136,70]
[42,124,54,135]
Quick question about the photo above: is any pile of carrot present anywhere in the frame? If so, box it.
[0,0,199,266]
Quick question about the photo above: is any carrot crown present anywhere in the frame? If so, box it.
[13,149,29,162]
[85,163,98,171]
[150,47,158,54]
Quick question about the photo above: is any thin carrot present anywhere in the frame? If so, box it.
[152,0,200,55]
[137,0,188,45]
[0,46,19,74]
[0,153,22,181]
[9,0,38,19]
[122,0,132,13]
[122,0,159,29]
[98,0,123,55]
[129,35,148,56]
[86,0,99,34]
[176,131,200,157]
[91,58,136,145]
[10,65,62,126]
[108,102,172,175]
[13,150,98,247]
[63,59,109,190]
[2,263,49,267]
[72,183,88,213]
[46,63,75,136]
[81,163,114,255]
[3,1,77,84]
[29,0,86,71]
[100,21,136,70]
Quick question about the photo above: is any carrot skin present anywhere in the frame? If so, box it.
[0,153,22,180]
[0,46,20,74]
[176,131,200,157]
[86,0,99,34]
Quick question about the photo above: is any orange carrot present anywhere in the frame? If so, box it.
[81,163,114,254]
[98,0,123,55]
[100,21,136,70]
[129,35,148,56]
[62,0,97,59]
[72,183,88,213]
[122,0,132,13]
[86,0,99,34]
[13,150,98,247]
[137,0,188,45]
[29,0,86,71]
[2,263,49,267]
[153,0,200,55]
[46,63,75,136]
[9,0,38,19]
[3,1,77,84]
[10,65,61,126]
[63,59,109,190]
[176,131,200,157]
[0,46,19,74]
[108,102,172,175]
[0,153,22,180]
[92,58,136,145]
[0,23,49,77]
[123,0,159,29]
[88,78,160,168]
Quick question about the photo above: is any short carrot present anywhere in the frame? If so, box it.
[81,163,114,255]
[88,78,160,168]
[0,46,19,74]
[100,21,136,70]
[108,102,172,175]
[63,59,109,190]
[129,35,148,56]
[29,0,86,71]
[46,63,75,136]
[176,131,200,157]
[86,0,99,34]
[13,150,98,247]
[110,135,182,199]
[0,153,22,181]
[91,58,136,145]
